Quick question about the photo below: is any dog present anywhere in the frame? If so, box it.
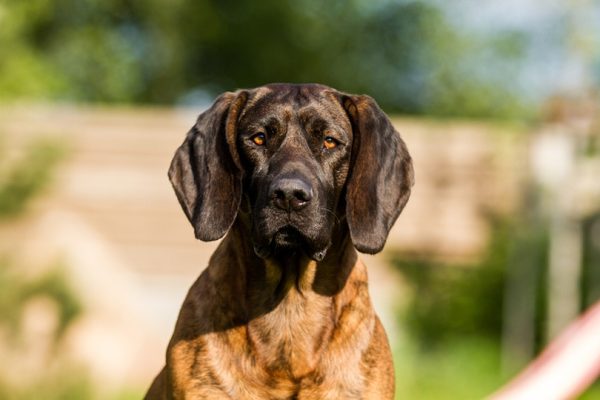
[145,83,414,399]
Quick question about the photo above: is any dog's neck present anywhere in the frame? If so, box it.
[225,217,358,307]
[214,218,365,379]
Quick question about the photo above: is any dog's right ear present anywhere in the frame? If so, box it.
[168,91,248,241]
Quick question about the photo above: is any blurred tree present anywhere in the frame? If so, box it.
[0,134,97,399]
[392,220,514,347]
[0,138,65,218]
[0,134,74,334]
[0,0,534,118]
[0,261,82,341]
[390,217,557,355]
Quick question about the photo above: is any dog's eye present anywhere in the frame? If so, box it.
[323,136,338,150]
[251,133,266,146]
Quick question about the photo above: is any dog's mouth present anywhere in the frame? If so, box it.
[253,225,330,262]
[272,226,304,247]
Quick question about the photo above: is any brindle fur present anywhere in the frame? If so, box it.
[146,84,414,400]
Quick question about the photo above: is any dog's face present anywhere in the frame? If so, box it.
[168,84,414,260]
[237,85,353,260]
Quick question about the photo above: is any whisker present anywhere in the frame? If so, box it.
[320,207,341,225]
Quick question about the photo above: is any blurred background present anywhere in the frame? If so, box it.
[1,0,599,398]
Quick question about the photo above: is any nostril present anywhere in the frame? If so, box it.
[272,189,289,210]
[273,189,286,201]
[293,188,313,203]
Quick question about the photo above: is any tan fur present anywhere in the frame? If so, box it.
[145,224,395,399]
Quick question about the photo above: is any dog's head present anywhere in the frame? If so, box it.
[169,84,414,261]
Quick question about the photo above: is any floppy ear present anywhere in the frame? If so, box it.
[343,94,415,254]
[168,91,248,241]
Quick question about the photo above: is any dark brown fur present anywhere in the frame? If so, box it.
[146,84,414,399]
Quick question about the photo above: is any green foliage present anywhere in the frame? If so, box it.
[0,370,145,400]
[391,221,514,346]
[0,259,95,399]
[0,370,93,400]
[0,260,83,341]
[390,218,550,398]
[581,382,600,400]
[0,134,72,332]
[0,0,69,100]
[391,216,555,350]
[0,137,66,218]
[582,214,600,308]
[394,338,503,399]
[0,134,98,399]
[390,215,600,398]
[0,0,532,118]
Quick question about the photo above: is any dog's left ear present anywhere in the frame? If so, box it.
[168,91,248,241]
[342,94,415,254]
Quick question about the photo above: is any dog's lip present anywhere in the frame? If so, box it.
[253,225,330,261]
[252,224,304,250]
[271,225,307,249]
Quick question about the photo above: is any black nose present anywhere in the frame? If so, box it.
[270,178,313,211]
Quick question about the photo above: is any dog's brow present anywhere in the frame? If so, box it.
[264,116,281,128]
[245,114,280,131]
[299,107,327,124]
[307,118,328,133]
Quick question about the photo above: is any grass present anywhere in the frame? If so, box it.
[394,335,503,399]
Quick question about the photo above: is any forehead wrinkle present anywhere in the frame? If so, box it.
[298,106,325,124]
[278,107,315,151]
[298,102,351,136]
[241,100,287,130]
[283,107,292,125]
[238,87,272,121]
[297,86,313,107]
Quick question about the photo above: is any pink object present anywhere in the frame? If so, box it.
[490,300,600,400]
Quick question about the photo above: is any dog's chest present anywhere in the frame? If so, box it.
[247,288,334,378]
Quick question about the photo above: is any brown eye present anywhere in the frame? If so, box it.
[323,136,338,150]
[251,133,266,146]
